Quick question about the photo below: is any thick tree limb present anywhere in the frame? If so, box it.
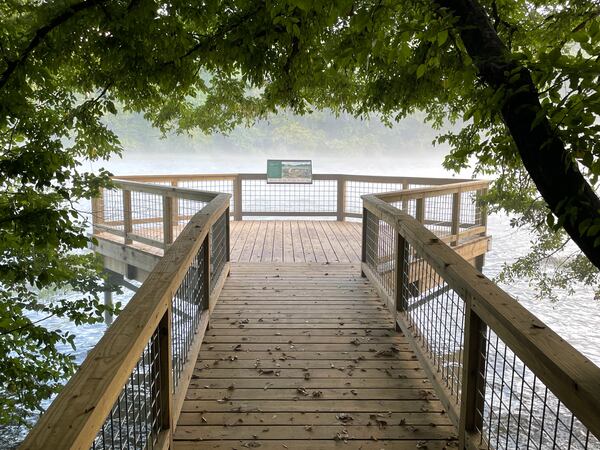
[435,0,600,269]
[0,0,104,91]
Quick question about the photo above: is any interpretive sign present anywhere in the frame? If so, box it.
[267,160,313,184]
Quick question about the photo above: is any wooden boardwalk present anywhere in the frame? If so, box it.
[230,221,362,263]
[173,263,458,449]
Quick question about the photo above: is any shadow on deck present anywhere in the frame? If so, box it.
[174,262,458,449]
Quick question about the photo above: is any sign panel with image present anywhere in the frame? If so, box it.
[267,160,313,184]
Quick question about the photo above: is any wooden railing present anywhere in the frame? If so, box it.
[110,173,477,221]
[22,190,231,449]
[92,179,220,249]
[92,174,489,254]
[361,193,600,449]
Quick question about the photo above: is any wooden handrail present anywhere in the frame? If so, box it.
[112,173,472,185]
[95,173,482,225]
[22,193,231,449]
[361,193,600,443]
[375,180,490,202]
[112,179,221,202]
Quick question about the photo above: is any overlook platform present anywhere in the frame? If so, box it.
[22,173,600,450]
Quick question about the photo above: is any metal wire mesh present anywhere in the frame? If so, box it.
[130,191,164,243]
[171,240,208,388]
[364,209,397,298]
[346,181,407,215]
[91,329,163,450]
[210,210,228,288]
[422,194,454,238]
[175,198,210,239]
[96,187,124,233]
[399,240,465,405]
[177,179,235,212]
[475,330,600,450]
[241,179,337,215]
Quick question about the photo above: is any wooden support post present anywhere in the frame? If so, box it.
[477,187,488,237]
[459,298,487,448]
[103,290,113,326]
[337,177,346,221]
[416,197,425,224]
[225,208,231,266]
[451,192,461,246]
[170,180,179,226]
[91,189,105,233]
[234,175,243,221]
[395,232,407,314]
[158,310,173,446]
[204,233,212,310]
[361,208,368,277]
[163,195,174,246]
[123,190,133,245]
[401,181,409,213]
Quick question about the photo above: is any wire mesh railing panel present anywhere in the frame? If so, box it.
[422,194,454,238]
[399,240,465,406]
[175,198,210,239]
[460,188,485,232]
[475,330,600,450]
[171,240,208,388]
[130,191,164,243]
[91,329,163,450]
[364,209,397,298]
[346,181,407,215]
[241,179,337,215]
[210,210,228,288]
[98,187,125,232]
[177,179,235,211]
[389,198,417,217]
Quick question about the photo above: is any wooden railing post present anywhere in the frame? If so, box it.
[459,298,487,448]
[337,177,346,221]
[123,190,133,244]
[163,195,174,246]
[91,190,104,234]
[416,197,425,224]
[225,208,231,266]
[401,181,409,212]
[234,175,243,221]
[451,191,461,246]
[394,230,407,326]
[477,187,488,236]
[361,207,368,277]
[170,180,179,226]
[158,309,174,446]
[204,230,212,309]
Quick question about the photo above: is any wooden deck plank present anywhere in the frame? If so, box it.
[282,221,295,262]
[290,221,305,262]
[175,263,457,448]
[227,222,362,263]
[238,221,259,262]
[261,221,275,262]
[273,221,284,262]
[326,220,360,262]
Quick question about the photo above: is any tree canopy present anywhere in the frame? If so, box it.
[1,0,599,432]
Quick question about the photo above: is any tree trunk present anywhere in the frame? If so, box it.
[434,0,600,269]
